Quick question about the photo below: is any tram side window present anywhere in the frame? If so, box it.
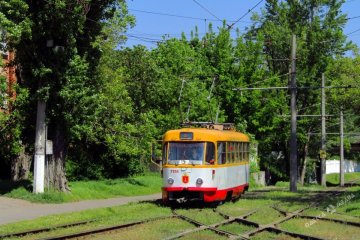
[205,142,215,165]
[162,143,168,163]
[235,142,240,163]
[229,142,236,163]
[227,143,231,163]
[240,142,244,161]
[217,142,226,164]
[244,143,249,161]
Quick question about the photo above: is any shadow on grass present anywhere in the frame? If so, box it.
[345,207,360,214]
[326,181,339,187]
[0,179,32,195]
[104,178,146,187]
[141,199,220,210]
[124,178,146,187]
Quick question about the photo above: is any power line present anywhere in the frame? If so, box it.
[192,0,222,22]
[347,27,360,36]
[346,15,360,20]
[227,0,264,30]
[129,8,244,23]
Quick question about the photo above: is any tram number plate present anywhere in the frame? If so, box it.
[171,169,179,173]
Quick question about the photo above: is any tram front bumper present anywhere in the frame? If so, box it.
[162,187,218,202]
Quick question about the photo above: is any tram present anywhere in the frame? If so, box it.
[161,122,250,203]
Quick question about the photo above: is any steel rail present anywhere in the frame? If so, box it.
[0,220,95,239]
[224,178,360,240]
[216,208,326,240]
[271,205,289,216]
[240,206,311,239]
[5,178,359,240]
[313,206,360,219]
[167,178,360,240]
[267,226,326,240]
[39,215,174,240]
[298,215,360,227]
[165,209,240,239]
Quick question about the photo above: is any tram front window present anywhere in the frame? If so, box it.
[168,142,204,165]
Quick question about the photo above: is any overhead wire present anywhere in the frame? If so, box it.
[42,0,166,45]
[227,0,264,30]
[192,0,223,22]
[43,0,360,48]
[129,8,239,23]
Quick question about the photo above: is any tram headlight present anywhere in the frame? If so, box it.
[167,178,174,185]
[196,178,203,185]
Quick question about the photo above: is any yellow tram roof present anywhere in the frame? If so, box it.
[163,128,249,142]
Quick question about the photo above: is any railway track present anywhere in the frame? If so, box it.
[2,178,359,240]
[0,220,95,239]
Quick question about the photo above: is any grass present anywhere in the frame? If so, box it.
[218,191,305,221]
[217,222,255,235]
[0,172,162,203]
[279,217,360,239]
[0,202,172,237]
[247,206,284,224]
[251,231,300,240]
[302,208,360,223]
[175,208,225,225]
[326,172,360,185]
[180,230,228,240]
[1,173,360,239]
[91,218,194,240]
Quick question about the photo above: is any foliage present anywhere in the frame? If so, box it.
[326,55,360,160]
[0,0,136,182]
[250,161,260,173]
[251,0,352,180]
[0,0,31,46]
[1,0,359,183]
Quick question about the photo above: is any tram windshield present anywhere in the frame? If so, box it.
[167,142,205,165]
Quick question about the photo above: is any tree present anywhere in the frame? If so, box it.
[326,54,360,161]
[252,0,351,183]
[0,0,31,181]
[3,0,134,190]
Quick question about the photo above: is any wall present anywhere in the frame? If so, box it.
[326,159,360,174]
[0,50,16,111]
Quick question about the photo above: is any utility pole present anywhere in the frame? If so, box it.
[340,110,344,187]
[33,101,46,193]
[290,34,297,192]
[320,73,326,187]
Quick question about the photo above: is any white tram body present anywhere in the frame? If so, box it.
[161,124,250,203]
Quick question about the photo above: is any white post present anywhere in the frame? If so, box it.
[33,101,46,193]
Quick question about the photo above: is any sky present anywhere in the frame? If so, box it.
[125,0,360,49]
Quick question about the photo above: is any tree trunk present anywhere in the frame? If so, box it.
[300,133,311,186]
[10,145,31,181]
[46,123,70,192]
